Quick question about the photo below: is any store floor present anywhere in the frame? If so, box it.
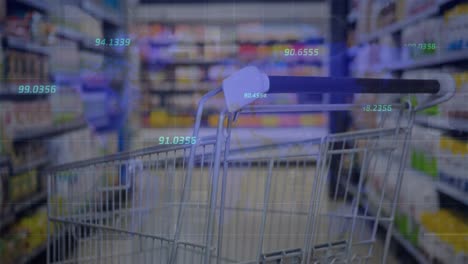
[69,163,400,263]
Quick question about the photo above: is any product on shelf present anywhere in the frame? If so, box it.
[4,50,49,85]
[0,0,4,22]
[443,3,468,52]
[48,128,118,167]
[49,38,80,74]
[236,23,321,43]
[80,51,104,72]
[0,166,7,217]
[401,18,442,61]
[410,126,439,178]
[175,66,205,84]
[438,135,468,194]
[49,84,84,123]
[204,44,238,60]
[9,170,38,202]
[447,71,468,120]
[5,10,52,45]
[419,210,468,264]
[2,100,53,133]
[10,141,47,169]
[0,207,48,264]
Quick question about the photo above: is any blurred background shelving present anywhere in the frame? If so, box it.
[346,0,468,263]
[134,21,328,129]
[0,0,131,263]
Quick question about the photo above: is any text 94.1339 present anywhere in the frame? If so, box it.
[95,38,131,46]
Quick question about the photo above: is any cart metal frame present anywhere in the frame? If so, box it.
[47,67,454,264]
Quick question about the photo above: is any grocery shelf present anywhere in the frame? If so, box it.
[14,192,47,216]
[237,37,325,45]
[81,0,123,26]
[415,115,468,133]
[145,82,218,92]
[362,196,430,264]
[170,58,227,65]
[386,49,468,71]
[0,155,9,166]
[15,0,51,12]
[340,177,430,264]
[13,118,88,141]
[5,36,50,56]
[358,5,439,44]
[0,214,15,231]
[12,157,49,175]
[18,243,46,264]
[0,192,46,231]
[55,26,84,42]
[436,182,468,206]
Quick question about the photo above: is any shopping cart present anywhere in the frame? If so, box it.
[46,66,454,264]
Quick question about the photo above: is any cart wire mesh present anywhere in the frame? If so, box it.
[47,101,415,264]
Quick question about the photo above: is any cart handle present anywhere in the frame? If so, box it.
[222,66,455,112]
[268,76,440,94]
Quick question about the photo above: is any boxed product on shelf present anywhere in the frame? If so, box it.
[49,84,84,123]
[47,128,105,166]
[5,50,49,84]
[419,210,468,264]
[204,44,238,60]
[143,70,169,88]
[443,3,468,52]
[373,0,399,30]
[79,8,103,39]
[0,0,4,22]
[438,135,468,193]
[175,66,205,84]
[49,38,80,74]
[236,23,321,43]
[401,18,442,61]
[448,71,468,120]
[2,100,53,132]
[405,0,437,16]
[9,170,38,202]
[55,5,86,34]
[80,51,104,72]
[174,25,206,43]
[168,45,200,60]
[5,11,52,45]
[0,166,7,217]
[10,141,47,169]
[410,126,439,177]
[0,207,48,264]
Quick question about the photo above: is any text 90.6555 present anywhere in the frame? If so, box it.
[284,48,319,56]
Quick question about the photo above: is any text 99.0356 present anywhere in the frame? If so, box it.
[18,85,56,94]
